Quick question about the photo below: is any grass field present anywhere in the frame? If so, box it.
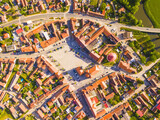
[135,4,153,27]
[144,0,160,28]
[0,108,14,120]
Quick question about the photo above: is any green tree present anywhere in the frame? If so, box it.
[136,78,144,84]
[24,26,29,32]
[150,54,157,62]
[140,55,146,64]
[100,3,106,11]
[34,33,40,39]
[84,6,88,11]
[157,89,160,94]
[129,41,134,48]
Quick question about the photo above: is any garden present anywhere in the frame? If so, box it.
[102,43,122,66]
[121,27,160,66]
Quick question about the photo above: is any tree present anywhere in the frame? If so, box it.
[100,3,106,11]
[84,5,88,11]
[24,26,29,32]
[138,20,142,26]
[12,24,17,28]
[34,33,40,39]
[157,89,160,94]
[150,55,157,62]
[134,41,140,49]
[136,78,144,84]
[105,12,108,19]
[140,55,146,64]
[129,41,134,48]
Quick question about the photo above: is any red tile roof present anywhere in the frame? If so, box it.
[136,109,143,117]
[156,103,160,110]
[16,28,23,35]
[91,96,99,104]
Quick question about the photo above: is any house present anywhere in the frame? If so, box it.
[66,114,72,120]
[3,33,10,39]
[85,65,100,78]
[34,86,42,94]
[106,4,110,10]
[6,45,16,52]
[76,110,86,119]
[9,106,18,118]
[36,79,42,86]
[118,61,136,74]
[0,91,6,102]
[13,84,20,91]
[123,50,133,61]
[141,92,150,102]
[123,31,133,39]
[0,82,5,87]
[37,1,45,11]
[20,0,28,7]
[137,96,148,107]
[21,45,38,53]
[136,109,143,117]
[124,75,135,83]
[41,106,47,113]
[27,61,34,71]
[18,104,28,113]
[16,28,23,36]
[28,8,34,14]
[3,3,10,11]
[37,109,44,119]
[118,7,126,13]
[0,14,7,23]
[20,35,27,44]
[15,0,20,5]
[105,92,115,101]
[12,97,19,103]
[76,66,84,76]
[40,72,46,78]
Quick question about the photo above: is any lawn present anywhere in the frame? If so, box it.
[5,71,16,89]
[2,93,10,103]
[144,0,160,28]
[0,108,14,120]
[90,0,98,6]
[135,4,153,27]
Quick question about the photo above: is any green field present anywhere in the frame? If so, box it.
[135,4,153,27]
[144,0,160,28]
[149,34,160,52]
[0,108,14,120]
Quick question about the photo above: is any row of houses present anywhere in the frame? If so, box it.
[81,72,138,119]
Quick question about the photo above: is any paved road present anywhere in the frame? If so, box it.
[1,13,160,33]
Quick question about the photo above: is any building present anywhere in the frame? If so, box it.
[76,66,84,76]
[85,65,100,78]
[107,53,117,62]
[0,15,7,23]
[123,31,133,39]
[21,45,38,53]
[13,84,20,91]
[3,33,10,39]
[16,28,23,36]
[37,109,44,119]
[118,61,136,74]
[6,45,16,52]
[18,104,28,113]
